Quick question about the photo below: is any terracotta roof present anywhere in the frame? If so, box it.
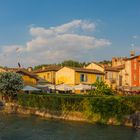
[105,67,119,72]
[105,64,125,72]
[34,66,62,73]
[125,55,140,60]
[3,67,19,72]
[67,67,104,74]
[15,69,39,80]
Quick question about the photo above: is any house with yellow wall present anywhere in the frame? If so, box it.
[0,67,6,72]
[33,66,61,84]
[0,67,39,86]
[56,67,104,86]
[15,69,39,86]
[85,62,120,89]
[85,62,104,72]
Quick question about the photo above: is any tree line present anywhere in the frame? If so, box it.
[33,60,111,70]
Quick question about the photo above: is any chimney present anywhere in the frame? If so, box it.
[27,67,33,72]
[42,66,46,70]
[130,50,135,57]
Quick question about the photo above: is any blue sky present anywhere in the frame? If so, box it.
[0,0,140,67]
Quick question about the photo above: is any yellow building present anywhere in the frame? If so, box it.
[15,69,39,86]
[34,66,61,84]
[56,67,104,86]
[0,67,6,72]
[0,67,38,86]
[85,62,104,72]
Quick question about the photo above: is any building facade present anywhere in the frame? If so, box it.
[56,67,104,86]
[126,55,140,86]
[34,66,61,84]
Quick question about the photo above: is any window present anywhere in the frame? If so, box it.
[43,75,46,79]
[96,75,102,81]
[80,74,87,82]
[134,74,137,81]
[108,72,112,79]
[105,72,107,79]
[47,73,50,79]
[134,63,137,70]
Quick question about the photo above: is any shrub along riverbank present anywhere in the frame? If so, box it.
[17,93,140,124]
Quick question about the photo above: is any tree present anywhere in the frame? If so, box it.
[90,80,113,96]
[98,60,112,65]
[57,60,86,67]
[33,60,88,70]
[0,72,23,98]
[34,64,50,70]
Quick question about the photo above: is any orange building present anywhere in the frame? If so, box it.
[126,55,140,86]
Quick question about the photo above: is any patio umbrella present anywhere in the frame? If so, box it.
[56,84,73,91]
[131,86,140,92]
[22,86,41,91]
[47,84,56,90]
[73,84,96,90]
[36,84,48,88]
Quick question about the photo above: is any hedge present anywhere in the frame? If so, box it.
[17,94,140,122]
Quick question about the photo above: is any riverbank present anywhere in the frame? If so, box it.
[2,102,139,128]
[3,102,87,122]
[1,94,140,128]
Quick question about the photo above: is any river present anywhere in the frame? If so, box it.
[0,112,140,140]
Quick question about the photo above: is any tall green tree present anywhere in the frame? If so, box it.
[0,72,23,98]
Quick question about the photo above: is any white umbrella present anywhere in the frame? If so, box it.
[36,84,48,88]
[73,84,95,90]
[56,84,73,91]
[22,86,41,91]
[47,84,56,90]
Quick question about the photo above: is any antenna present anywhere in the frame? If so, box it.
[130,44,135,57]
[16,47,22,68]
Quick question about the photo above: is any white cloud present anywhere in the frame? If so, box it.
[30,20,96,37]
[133,35,140,39]
[0,19,111,67]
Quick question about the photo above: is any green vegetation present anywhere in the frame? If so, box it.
[90,80,113,96]
[33,60,112,70]
[33,60,89,70]
[98,60,112,65]
[17,93,140,123]
[34,64,52,70]
[0,72,23,97]
[57,60,87,67]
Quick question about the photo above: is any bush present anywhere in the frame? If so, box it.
[18,94,84,112]
[0,72,23,97]
[17,94,140,122]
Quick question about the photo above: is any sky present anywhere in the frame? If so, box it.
[0,0,140,67]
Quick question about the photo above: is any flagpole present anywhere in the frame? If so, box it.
[16,48,21,68]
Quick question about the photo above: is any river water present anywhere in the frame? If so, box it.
[0,112,140,140]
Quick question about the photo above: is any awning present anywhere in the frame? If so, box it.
[22,86,41,91]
